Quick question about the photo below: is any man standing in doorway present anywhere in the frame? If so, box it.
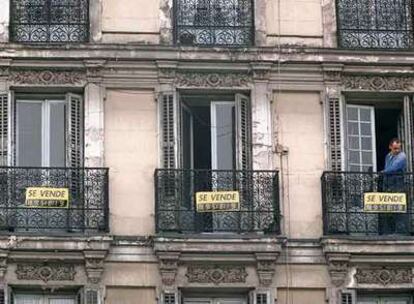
[380,138,408,235]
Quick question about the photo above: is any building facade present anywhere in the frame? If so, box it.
[0,0,413,303]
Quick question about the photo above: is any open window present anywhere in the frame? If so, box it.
[343,95,413,172]
[159,91,253,232]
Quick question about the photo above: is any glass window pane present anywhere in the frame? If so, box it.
[362,151,373,164]
[361,137,372,150]
[349,151,360,163]
[349,165,360,171]
[49,102,66,167]
[347,107,358,120]
[212,103,235,170]
[349,136,360,149]
[360,123,372,135]
[17,102,42,167]
[348,122,359,135]
[360,108,371,121]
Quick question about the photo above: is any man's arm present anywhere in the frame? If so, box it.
[383,153,407,173]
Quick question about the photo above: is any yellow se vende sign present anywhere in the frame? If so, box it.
[364,192,407,213]
[196,191,240,212]
[25,187,70,208]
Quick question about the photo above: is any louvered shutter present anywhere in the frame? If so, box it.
[0,91,14,166]
[403,96,414,171]
[66,93,84,168]
[341,290,356,304]
[84,290,98,304]
[235,93,252,170]
[163,292,177,304]
[0,93,8,166]
[327,97,343,171]
[160,93,179,169]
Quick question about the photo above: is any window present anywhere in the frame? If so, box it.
[336,0,414,48]
[357,294,412,304]
[174,0,254,46]
[10,0,89,43]
[0,92,83,167]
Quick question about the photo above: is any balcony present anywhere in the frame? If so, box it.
[173,0,254,46]
[336,0,414,49]
[322,171,414,236]
[10,0,89,43]
[0,167,109,233]
[155,169,280,234]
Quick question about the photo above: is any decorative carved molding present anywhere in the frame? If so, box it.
[10,69,86,85]
[83,250,107,284]
[322,64,343,84]
[186,264,248,285]
[16,263,76,282]
[343,75,414,91]
[355,267,413,285]
[0,67,10,77]
[255,253,277,286]
[175,71,251,88]
[326,253,350,287]
[250,63,273,81]
[0,250,9,279]
[158,252,180,286]
[84,60,106,82]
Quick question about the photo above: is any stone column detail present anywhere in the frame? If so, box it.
[0,0,9,43]
[255,253,278,286]
[84,250,107,284]
[84,60,106,167]
[251,63,273,170]
[157,252,180,286]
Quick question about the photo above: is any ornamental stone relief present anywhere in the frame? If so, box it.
[343,75,413,91]
[355,267,413,285]
[9,70,86,85]
[16,263,76,282]
[186,264,248,285]
[175,72,251,88]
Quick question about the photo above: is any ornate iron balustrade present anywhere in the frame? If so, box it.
[336,0,414,49]
[322,171,414,236]
[173,0,254,46]
[0,167,109,232]
[155,169,280,234]
[10,0,89,43]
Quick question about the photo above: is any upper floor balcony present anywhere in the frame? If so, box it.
[336,0,414,49]
[155,169,280,235]
[322,171,414,236]
[0,166,109,233]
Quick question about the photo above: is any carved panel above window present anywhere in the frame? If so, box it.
[186,264,248,284]
[10,0,89,43]
[16,263,76,282]
[355,267,413,285]
[174,0,254,46]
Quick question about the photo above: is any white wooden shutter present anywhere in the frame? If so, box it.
[84,290,98,304]
[159,93,180,169]
[327,97,344,171]
[66,93,84,168]
[0,91,14,166]
[0,92,8,166]
[403,96,414,171]
[341,290,356,304]
[235,93,252,170]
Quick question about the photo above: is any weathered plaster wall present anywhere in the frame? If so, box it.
[105,287,157,304]
[266,0,323,47]
[104,89,157,235]
[277,288,327,304]
[273,91,325,238]
[0,0,9,43]
[102,0,160,44]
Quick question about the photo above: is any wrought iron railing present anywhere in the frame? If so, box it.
[173,0,254,46]
[336,0,414,49]
[0,167,109,232]
[10,0,89,43]
[155,169,280,234]
[322,171,414,236]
